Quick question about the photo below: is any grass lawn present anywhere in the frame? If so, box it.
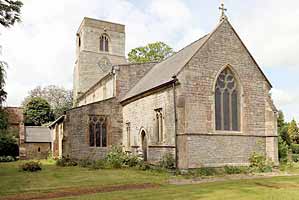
[1,160,299,200]
[0,160,170,197]
[59,176,299,200]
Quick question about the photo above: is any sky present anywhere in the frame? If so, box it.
[0,0,299,121]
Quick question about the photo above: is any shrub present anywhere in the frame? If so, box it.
[78,159,106,170]
[291,144,299,154]
[292,154,299,162]
[249,152,273,173]
[224,166,249,174]
[123,154,141,167]
[105,146,127,168]
[20,161,42,172]
[56,156,77,167]
[90,160,106,170]
[0,156,15,162]
[135,160,151,171]
[195,167,218,176]
[0,134,19,158]
[78,158,94,168]
[159,153,175,170]
[278,137,289,163]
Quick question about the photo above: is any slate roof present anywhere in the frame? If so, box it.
[25,126,52,143]
[121,34,210,102]
[121,19,272,102]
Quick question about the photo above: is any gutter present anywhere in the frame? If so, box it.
[172,75,179,169]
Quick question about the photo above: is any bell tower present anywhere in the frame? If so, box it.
[73,17,126,105]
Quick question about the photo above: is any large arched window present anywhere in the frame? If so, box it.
[215,68,240,131]
[100,34,109,52]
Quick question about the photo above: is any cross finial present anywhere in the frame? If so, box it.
[219,3,227,21]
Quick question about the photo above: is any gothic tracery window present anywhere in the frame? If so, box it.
[155,108,163,142]
[100,34,109,52]
[89,116,107,147]
[215,68,240,131]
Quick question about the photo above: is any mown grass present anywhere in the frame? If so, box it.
[59,176,299,200]
[0,160,170,197]
[2,160,299,200]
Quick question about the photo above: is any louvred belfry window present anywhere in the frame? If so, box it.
[100,34,109,52]
[215,68,240,131]
[89,116,107,147]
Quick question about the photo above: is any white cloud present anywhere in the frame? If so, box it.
[271,88,299,121]
[234,0,299,69]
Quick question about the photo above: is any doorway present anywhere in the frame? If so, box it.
[141,130,147,161]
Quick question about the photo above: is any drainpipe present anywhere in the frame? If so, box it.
[172,75,178,169]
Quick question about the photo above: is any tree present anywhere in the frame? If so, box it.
[288,119,299,143]
[23,85,73,119]
[128,41,174,63]
[277,110,291,146]
[23,97,54,126]
[0,0,23,27]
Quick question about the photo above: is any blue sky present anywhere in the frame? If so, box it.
[1,0,298,121]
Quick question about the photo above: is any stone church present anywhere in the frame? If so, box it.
[50,11,279,169]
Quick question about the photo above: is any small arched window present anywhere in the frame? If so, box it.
[215,68,240,131]
[100,34,109,52]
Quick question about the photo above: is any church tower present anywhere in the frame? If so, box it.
[73,17,126,105]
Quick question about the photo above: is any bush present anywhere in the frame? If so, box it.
[0,156,15,162]
[56,156,77,167]
[159,153,175,170]
[105,146,127,168]
[249,152,273,173]
[278,137,289,163]
[20,161,42,172]
[291,144,299,154]
[123,154,141,167]
[224,166,249,174]
[78,158,94,168]
[184,167,219,177]
[0,134,19,158]
[292,154,299,162]
[90,160,106,170]
[78,159,106,170]
[135,160,151,171]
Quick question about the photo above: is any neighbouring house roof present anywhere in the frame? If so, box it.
[48,115,65,129]
[121,19,272,103]
[25,126,52,143]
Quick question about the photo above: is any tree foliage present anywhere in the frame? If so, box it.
[128,41,174,63]
[288,119,299,143]
[23,85,73,119]
[23,97,54,126]
[0,0,23,27]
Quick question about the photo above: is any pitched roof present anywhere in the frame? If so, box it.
[25,126,52,143]
[121,34,210,102]
[121,19,272,102]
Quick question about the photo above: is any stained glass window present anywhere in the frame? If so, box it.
[215,68,240,131]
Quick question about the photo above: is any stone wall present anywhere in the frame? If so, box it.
[176,19,278,168]
[122,87,176,163]
[181,134,266,168]
[22,143,51,160]
[64,98,122,160]
[77,74,115,106]
[116,62,157,100]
